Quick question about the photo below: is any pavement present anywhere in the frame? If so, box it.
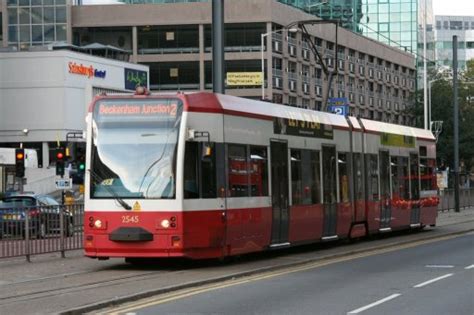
[0,208,473,315]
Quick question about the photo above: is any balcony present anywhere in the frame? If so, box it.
[139,47,199,54]
[204,46,261,53]
[151,83,200,90]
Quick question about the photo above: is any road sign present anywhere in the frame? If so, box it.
[328,104,349,116]
[55,178,72,190]
[328,98,349,116]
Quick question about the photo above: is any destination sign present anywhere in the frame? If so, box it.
[94,99,183,127]
[98,103,178,117]
[273,117,333,139]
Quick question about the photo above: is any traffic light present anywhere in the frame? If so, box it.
[15,148,25,178]
[55,148,66,176]
[78,159,85,172]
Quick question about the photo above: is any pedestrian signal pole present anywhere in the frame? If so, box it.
[15,148,25,193]
[55,148,66,204]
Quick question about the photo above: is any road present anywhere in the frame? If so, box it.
[106,233,474,315]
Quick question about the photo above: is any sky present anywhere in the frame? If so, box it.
[82,0,474,17]
[433,0,474,16]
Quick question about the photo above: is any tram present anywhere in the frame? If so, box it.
[83,89,438,260]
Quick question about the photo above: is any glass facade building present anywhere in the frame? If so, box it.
[5,0,67,50]
[280,0,364,33]
[281,0,431,57]
[361,0,419,54]
[122,0,207,3]
[435,15,474,70]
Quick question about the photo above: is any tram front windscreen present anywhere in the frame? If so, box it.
[90,98,183,199]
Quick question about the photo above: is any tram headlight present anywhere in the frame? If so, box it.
[161,219,170,228]
[94,219,103,229]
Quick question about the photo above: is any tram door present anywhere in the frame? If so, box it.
[409,153,421,225]
[322,146,338,238]
[379,151,392,229]
[270,141,289,245]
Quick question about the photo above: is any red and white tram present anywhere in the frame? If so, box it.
[83,91,438,260]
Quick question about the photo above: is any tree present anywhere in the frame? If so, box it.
[429,59,474,173]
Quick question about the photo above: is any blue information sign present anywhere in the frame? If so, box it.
[328,98,349,116]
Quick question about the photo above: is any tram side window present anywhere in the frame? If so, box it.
[353,153,364,201]
[420,158,436,191]
[228,144,249,197]
[400,157,410,199]
[201,144,217,198]
[410,154,420,200]
[366,154,379,201]
[391,156,400,199]
[291,149,321,205]
[310,151,321,204]
[338,153,350,203]
[183,142,216,199]
[250,146,269,197]
[291,150,303,205]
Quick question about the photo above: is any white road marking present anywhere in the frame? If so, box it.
[465,264,474,270]
[413,273,454,288]
[347,294,401,314]
[425,265,454,268]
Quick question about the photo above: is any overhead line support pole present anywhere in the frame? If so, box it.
[453,35,460,212]
[212,0,225,94]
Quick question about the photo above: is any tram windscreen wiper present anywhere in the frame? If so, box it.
[88,169,132,210]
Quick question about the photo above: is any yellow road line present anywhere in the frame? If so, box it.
[105,233,467,315]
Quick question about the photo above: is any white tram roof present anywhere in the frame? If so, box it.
[360,118,435,141]
[216,94,349,129]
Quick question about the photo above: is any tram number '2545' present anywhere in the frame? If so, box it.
[122,215,139,224]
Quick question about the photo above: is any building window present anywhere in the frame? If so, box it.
[7,1,67,48]
[349,62,355,73]
[272,93,283,104]
[289,96,297,106]
[316,85,322,97]
[302,98,310,109]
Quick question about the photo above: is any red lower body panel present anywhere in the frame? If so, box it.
[390,206,411,229]
[420,205,437,226]
[84,210,226,259]
[225,207,272,256]
[366,201,381,233]
[84,201,437,260]
[289,204,324,243]
[336,203,352,236]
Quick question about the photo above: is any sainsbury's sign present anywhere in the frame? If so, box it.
[68,62,106,79]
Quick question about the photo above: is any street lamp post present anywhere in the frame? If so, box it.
[428,79,436,131]
[260,31,279,100]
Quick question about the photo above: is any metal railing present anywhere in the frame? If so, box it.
[1,204,84,261]
[1,189,470,261]
[438,188,474,211]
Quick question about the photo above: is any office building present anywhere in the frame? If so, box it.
[1,0,416,126]
[435,15,474,70]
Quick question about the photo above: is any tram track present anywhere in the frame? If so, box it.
[0,269,169,305]
[1,226,472,315]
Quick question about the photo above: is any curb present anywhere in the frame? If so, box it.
[60,225,474,315]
